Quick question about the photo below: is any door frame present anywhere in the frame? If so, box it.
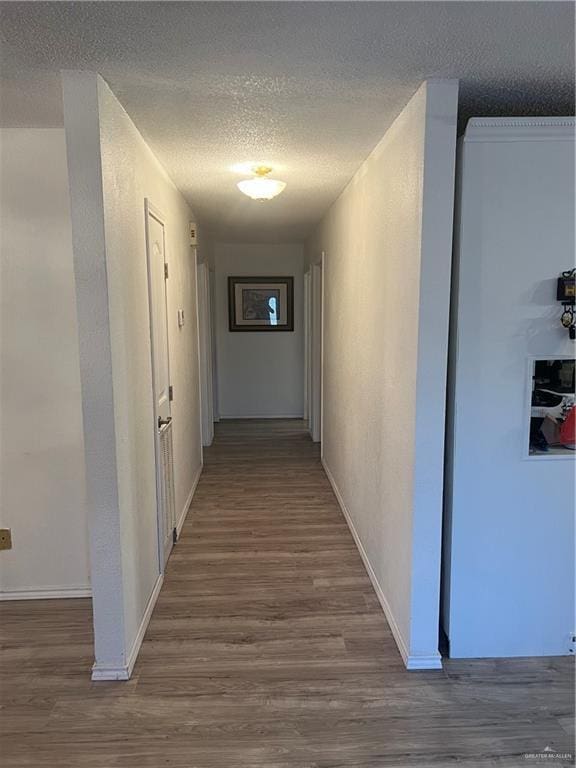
[144,198,173,572]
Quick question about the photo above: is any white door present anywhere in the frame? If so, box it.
[309,262,323,443]
[304,271,311,423]
[145,200,175,568]
[210,269,220,422]
[197,262,214,447]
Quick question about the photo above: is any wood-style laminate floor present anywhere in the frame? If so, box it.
[1,420,574,767]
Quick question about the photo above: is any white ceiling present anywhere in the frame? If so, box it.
[1,2,574,243]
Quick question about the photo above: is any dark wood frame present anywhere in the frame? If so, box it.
[228,276,294,332]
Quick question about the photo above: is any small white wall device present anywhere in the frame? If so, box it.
[189,222,198,247]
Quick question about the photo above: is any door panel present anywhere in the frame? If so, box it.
[197,262,214,447]
[310,263,322,443]
[148,213,171,423]
[145,201,174,568]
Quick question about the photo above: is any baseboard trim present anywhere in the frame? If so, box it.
[219,414,305,420]
[91,572,164,682]
[91,664,131,682]
[0,586,91,601]
[176,463,203,538]
[404,654,444,670]
[321,458,442,672]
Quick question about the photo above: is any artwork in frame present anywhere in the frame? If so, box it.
[228,276,294,332]
[528,357,575,456]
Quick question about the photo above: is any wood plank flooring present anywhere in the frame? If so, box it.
[1,419,574,766]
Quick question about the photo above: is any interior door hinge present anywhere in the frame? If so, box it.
[164,262,169,280]
[169,385,174,402]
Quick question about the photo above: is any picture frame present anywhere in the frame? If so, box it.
[228,276,294,332]
[523,355,575,460]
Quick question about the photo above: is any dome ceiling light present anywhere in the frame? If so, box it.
[237,166,286,201]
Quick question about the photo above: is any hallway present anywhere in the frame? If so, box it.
[0,420,574,766]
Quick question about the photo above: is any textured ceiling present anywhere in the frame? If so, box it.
[1,2,574,242]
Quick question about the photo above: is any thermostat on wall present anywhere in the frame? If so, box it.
[189,222,198,247]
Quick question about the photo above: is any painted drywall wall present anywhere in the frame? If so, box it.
[214,243,304,419]
[98,74,203,663]
[0,128,90,598]
[444,118,575,658]
[63,72,203,678]
[306,81,459,668]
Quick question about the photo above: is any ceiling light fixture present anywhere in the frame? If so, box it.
[237,166,286,201]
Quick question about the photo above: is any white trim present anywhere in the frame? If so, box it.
[91,572,164,681]
[322,458,443,672]
[404,654,444,671]
[219,414,304,420]
[465,117,575,143]
[176,463,203,538]
[0,586,91,601]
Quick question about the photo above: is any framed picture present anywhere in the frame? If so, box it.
[525,356,575,459]
[228,276,294,332]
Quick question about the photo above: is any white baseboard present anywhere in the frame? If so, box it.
[91,463,203,682]
[176,463,203,538]
[91,572,164,682]
[404,654,444,670]
[219,414,305,420]
[321,458,442,672]
[0,586,91,601]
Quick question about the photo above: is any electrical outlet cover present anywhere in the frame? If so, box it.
[0,529,12,550]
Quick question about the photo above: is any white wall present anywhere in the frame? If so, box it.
[306,80,459,669]
[0,128,90,598]
[444,118,575,658]
[214,243,304,419]
[62,72,203,679]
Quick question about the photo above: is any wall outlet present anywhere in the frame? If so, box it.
[569,634,576,654]
[189,222,198,247]
[0,529,12,550]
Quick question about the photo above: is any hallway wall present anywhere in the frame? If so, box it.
[63,73,203,678]
[306,80,459,669]
[0,128,90,598]
[214,243,304,419]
